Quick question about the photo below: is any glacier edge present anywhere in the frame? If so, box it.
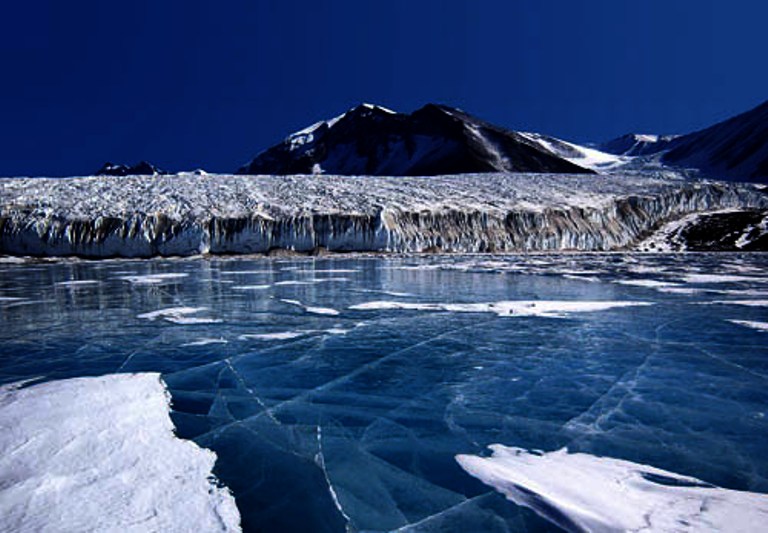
[0,173,766,257]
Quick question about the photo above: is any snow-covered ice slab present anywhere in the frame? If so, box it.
[456,445,768,533]
[1,173,765,257]
[0,373,241,532]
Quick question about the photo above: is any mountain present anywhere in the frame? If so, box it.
[97,161,166,176]
[238,103,594,176]
[661,100,768,182]
[600,100,768,182]
[599,133,680,157]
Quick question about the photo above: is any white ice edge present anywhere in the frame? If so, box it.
[348,300,653,318]
[456,445,768,533]
[0,373,241,532]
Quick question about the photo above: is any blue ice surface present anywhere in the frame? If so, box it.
[1,253,767,532]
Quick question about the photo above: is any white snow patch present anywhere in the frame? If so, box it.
[456,445,768,533]
[656,287,710,295]
[348,300,651,318]
[280,298,340,316]
[165,316,224,325]
[518,132,628,171]
[137,307,221,324]
[0,373,240,532]
[138,306,210,320]
[614,279,680,288]
[118,273,189,285]
[682,274,765,284]
[219,270,274,275]
[709,300,768,307]
[180,337,229,347]
[730,320,768,332]
[231,284,271,290]
[239,331,308,341]
[55,280,100,287]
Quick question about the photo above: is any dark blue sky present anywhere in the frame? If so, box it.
[1,0,766,176]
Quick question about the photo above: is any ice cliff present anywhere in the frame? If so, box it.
[1,173,766,257]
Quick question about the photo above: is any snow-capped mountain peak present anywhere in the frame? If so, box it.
[239,103,594,176]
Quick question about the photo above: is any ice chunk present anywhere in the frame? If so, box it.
[0,373,240,532]
[456,445,768,533]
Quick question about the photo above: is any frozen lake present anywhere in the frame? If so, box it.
[1,253,767,531]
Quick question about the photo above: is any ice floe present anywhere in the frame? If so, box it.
[0,373,240,532]
[456,445,768,533]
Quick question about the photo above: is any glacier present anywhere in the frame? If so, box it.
[1,172,766,257]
